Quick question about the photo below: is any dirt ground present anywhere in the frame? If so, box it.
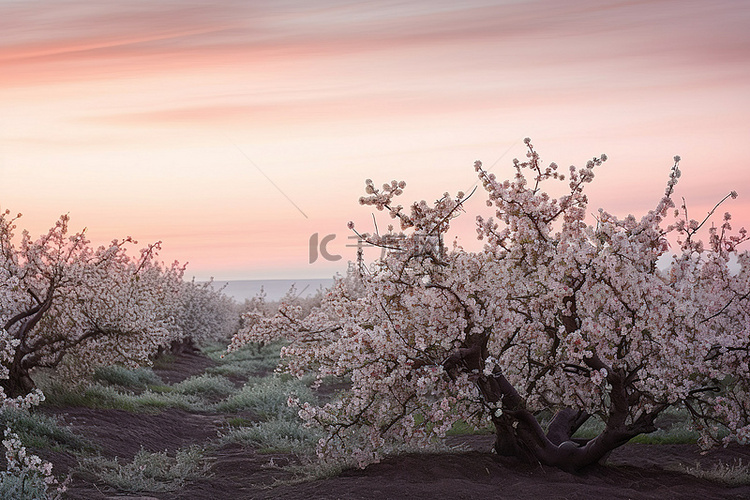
[38,351,750,500]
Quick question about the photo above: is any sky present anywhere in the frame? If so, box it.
[1,0,749,280]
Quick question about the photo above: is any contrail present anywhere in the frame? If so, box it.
[230,141,309,219]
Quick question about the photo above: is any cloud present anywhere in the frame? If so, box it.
[3,0,748,88]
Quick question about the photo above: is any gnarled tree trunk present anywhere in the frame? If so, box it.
[1,351,37,398]
[443,330,663,472]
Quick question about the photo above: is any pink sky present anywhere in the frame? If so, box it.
[2,0,749,280]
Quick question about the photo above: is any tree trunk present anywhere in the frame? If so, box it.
[1,361,37,398]
[443,334,658,471]
[481,368,649,472]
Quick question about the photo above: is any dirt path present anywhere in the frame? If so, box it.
[255,449,750,500]
[36,351,750,499]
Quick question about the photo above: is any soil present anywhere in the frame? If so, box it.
[34,351,750,500]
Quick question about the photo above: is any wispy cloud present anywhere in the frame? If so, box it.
[3,1,748,87]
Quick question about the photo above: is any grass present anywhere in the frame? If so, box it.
[219,418,321,454]
[0,406,93,454]
[672,459,750,486]
[21,344,333,495]
[151,353,177,370]
[0,407,86,499]
[627,426,700,445]
[226,416,255,427]
[216,375,316,420]
[127,389,208,411]
[79,445,209,493]
[92,365,163,389]
[39,362,243,413]
[204,341,284,379]
[43,368,310,416]
[569,407,700,445]
[171,374,236,399]
[0,470,61,500]
[446,419,493,437]
[39,381,209,413]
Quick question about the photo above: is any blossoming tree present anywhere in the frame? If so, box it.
[0,211,185,396]
[173,278,241,351]
[231,139,749,471]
